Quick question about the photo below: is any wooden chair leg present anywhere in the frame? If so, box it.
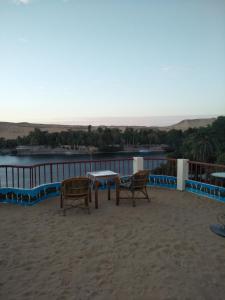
[60,195,66,216]
[95,184,98,209]
[85,196,90,214]
[108,184,111,200]
[89,187,92,203]
[62,205,66,216]
[115,177,120,206]
[132,192,136,207]
[116,188,120,206]
[60,194,63,208]
[145,187,151,202]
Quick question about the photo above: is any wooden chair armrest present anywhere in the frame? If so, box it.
[120,175,132,184]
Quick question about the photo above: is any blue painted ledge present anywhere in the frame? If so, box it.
[0,182,61,206]
[148,175,177,189]
[3,176,225,206]
[185,180,225,203]
[0,175,177,206]
[121,175,177,189]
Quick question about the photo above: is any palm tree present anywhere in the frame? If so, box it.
[183,128,215,162]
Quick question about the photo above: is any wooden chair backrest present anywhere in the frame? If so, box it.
[131,170,150,190]
[61,177,90,197]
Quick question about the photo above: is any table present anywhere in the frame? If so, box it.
[211,172,225,179]
[211,172,225,188]
[87,170,119,209]
[210,213,225,238]
[210,224,225,237]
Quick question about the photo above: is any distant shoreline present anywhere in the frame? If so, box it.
[0,149,165,157]
[0,144,166,157]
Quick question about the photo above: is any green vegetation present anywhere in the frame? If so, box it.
[0,116,224,164]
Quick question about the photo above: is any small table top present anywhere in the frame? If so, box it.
[210,224,225,238]
[87,170,118,179]
[211,172,225,179]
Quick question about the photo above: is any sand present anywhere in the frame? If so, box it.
[0,118,216,139]
[1,187,225,300]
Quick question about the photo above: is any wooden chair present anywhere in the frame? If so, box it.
[117,170,150,207]
[60,177,91,215]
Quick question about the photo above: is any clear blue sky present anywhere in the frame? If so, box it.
[0,0,224,125]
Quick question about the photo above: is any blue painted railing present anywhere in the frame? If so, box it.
[149,175,177,189]
[0,183,61,206]
[0,174,177,206]
[1,177,225,206]
[185,179,225,203]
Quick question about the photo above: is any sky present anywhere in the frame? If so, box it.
[0,0,225,126]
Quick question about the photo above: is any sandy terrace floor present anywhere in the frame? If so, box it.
[1,187,225,300]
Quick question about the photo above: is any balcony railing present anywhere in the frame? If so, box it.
[0,158,133,189]
[188,161,225,187]
[0,157,224,206]
[144,157,177,177]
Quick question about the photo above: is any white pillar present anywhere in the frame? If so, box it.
[177,159,189,191]
[133,157,144,174]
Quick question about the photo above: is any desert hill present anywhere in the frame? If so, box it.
[158,117,216,131]
[0,118,216,139]
[0,122,90,140]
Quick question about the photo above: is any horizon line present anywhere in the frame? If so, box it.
[0,114,220,128]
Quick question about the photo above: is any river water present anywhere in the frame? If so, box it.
[0,151,165,166]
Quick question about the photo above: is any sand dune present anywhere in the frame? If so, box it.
[0,122,89,140]
[0,118,216,139]
[159,117,216,131]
